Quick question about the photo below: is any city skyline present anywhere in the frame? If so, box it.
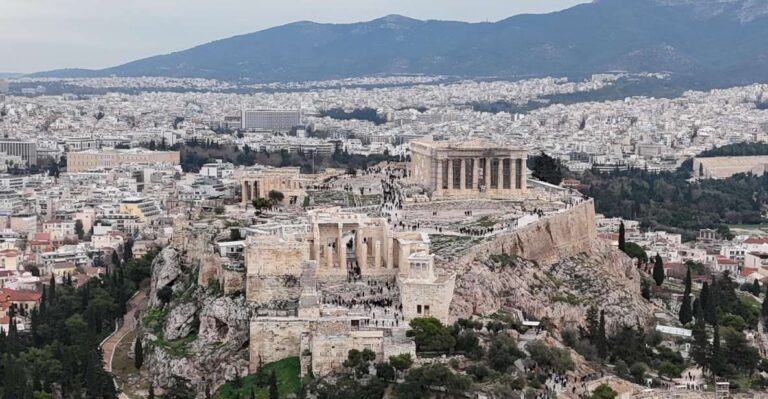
[0,0,589,73]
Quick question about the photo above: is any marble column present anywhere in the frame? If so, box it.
[374,241,382,269]
[242,181,249,205]
[459,159,466,192]
[497,158,504,192]
[337,224,345,269]
[473,158,480,191]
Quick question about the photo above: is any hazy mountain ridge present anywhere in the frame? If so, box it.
[31,0,768,84]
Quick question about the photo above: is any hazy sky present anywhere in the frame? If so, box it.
[0,0,590,73]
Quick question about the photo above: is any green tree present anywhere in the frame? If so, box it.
[531,152,564,185]
[629,362,647,384]
[75,220,85,240]
[679,266,693,325]
[597,310,608,359]
[752,279,762,297]
[652,254,665,286]
[762,285,768,328]
[618,221,626,252]
[691,300,709,369]
[590,384,618,399]
[268,371,278,399]
[134,337,143,370]
[623,242,648,264]
[389,353,413,372]
[711,325,722,376]
[157,286,173,305]
[406,318,455,352]
[268,190,285,204]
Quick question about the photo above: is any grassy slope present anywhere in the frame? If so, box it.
[214,357,301,399]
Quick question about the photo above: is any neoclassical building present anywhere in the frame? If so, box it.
[410,139,527,199]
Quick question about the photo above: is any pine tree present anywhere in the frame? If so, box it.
[597,310,608,359]
[134,337,144,369]
[618,221,626,252]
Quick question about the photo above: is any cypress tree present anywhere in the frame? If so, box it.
[692,297,702,320]
[134,337,144,369]
[705,281,718,325]
[652,254,665,286]
[586,305,600,341]
[700,282,709,313]
[762,285,768,328]
[679,265,693,324]
[49,274,56,302]
[753,279,762,297]
[679,294,692,325]
[268,371,278,399]
[618,221,626,252]
[711,324,722,376]
[597,310,608,359]
[691,300,708,369]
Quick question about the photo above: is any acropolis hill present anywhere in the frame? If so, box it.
[138,139,652,397]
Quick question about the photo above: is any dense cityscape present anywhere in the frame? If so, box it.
[3,1,768,399]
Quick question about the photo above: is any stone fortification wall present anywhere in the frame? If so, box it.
[246,241,308,304]
[463,199,597,266]
[249,319,311,371]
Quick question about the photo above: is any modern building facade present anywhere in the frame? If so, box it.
[241,109,301,131]
[0,140,37,166]
[410,139,528,199]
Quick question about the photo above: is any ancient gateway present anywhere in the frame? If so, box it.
[244,208,455,376]
[410,139,528,199]
[236,167,306,206]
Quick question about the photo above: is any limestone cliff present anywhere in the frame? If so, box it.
[448,201,654,333]
[142,246,253,397]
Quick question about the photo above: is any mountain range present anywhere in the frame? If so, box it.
[33,0,768,84]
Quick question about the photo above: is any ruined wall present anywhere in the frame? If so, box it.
[464,199,597,266]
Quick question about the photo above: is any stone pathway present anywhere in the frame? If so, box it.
[100,291,147,398]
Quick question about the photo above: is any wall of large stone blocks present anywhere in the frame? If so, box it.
[249,319,310,372]
[246,244,308,303]
[463,199,598,267]
[399,276,456,324]
[309,334,384,377]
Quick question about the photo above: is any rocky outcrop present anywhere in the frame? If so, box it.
[149,248,182,307]
[448,201,653,333]
[450,239,653,333]
[143,241,253,398]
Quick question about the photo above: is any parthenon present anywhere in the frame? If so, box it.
[410,139,527,199]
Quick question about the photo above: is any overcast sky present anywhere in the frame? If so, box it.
[0,0,589,73]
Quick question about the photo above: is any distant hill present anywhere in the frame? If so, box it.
[0,72,24,79]
[31,0,768,84]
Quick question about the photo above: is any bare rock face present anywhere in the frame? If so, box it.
[145,289,253,398]
[163,301,200,341]
[149,248,182,307]
[450,238,653,334]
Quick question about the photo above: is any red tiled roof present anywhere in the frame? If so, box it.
[740,268,759,277]
[715,256,738,265]
[745,237,768,245]
[0,288,41,302]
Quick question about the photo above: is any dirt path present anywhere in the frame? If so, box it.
[101,291,147,373]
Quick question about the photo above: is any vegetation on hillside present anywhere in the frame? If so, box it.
[0,250,158,399]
